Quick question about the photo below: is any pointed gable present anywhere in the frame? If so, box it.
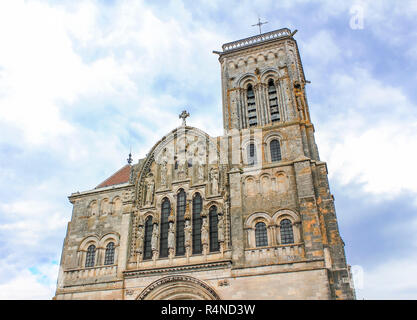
[95,164,131,189]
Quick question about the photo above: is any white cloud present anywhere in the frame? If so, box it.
[0,1,136,146]
[356,255,417,299]
[0,265,58,300]
[314,68,417,197]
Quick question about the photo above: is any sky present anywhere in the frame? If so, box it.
[0,0,416,300]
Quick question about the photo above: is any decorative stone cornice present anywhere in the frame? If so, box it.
[68,183,133,201]
[123,260,232,278]
[221,28,292,53]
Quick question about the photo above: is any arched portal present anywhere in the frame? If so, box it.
[136,275,220,300]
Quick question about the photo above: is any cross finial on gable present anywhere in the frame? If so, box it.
[127,152,133,165]
[179,110,190,126]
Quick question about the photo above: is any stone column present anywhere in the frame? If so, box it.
[268,223,277,246]
[117,206,133,277]
[293,159,324,260]
[228,167,245,266]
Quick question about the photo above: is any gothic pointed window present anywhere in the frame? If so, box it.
[268,79,280,122]
[255,222,268,247]
[159,198,170,258]
[280,219,294,244]
[192,193,202,254]
[209,206,219,252]
[143,216,153,260]
[247,84,257,127]
[104,242,115,265]
[247,143,257,166]
[270,139,282,162]
[176,189,186,256]
[85,245,96,268]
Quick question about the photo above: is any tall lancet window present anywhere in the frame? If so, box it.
[159,198,170,258]
[104,242,115,265]
[255,222,268,247]
[280,219,294,244]
[247,143,257,166]
[176,189,186,256]
[192,193,202,254]
[270,139,282,162]
[209,206,219,252]
[268,79,280,122]
[85,245,96,268]
[143,216,153,260]
[247,84,258,127]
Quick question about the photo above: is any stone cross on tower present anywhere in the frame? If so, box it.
[252,17,268,34]
[179,110,190,126]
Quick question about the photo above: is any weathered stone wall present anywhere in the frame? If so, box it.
[55,185,134,296]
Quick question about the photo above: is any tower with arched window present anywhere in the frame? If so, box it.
[55,27,354,301]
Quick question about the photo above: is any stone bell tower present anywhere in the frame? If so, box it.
[213,28,355,299]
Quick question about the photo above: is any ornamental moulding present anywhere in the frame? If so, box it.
[123,260,231,278]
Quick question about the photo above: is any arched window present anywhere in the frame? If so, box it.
[143,216,153,260]
[85,245,96,267]
[280,219,294,244]
[209,206,219,252]
[268,79,280,122]
[247,84,257,127]
[104,242,115,265]
[176,189,186,256]
[255,222,268,247]
[159,198,170,258]
[270,139,282,162]
[192,193,202,254]
[247,143,257,166]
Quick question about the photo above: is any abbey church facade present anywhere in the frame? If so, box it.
[54,28,355,300]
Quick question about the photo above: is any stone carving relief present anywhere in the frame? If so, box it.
[177,161,188,180]
[168,222,175,251]
[201,217,209,254]
[151,223,159,252]
[218,213,224,244]
[184,219,192,256]
[197,162,204,182]
[209,168,219,195]
[145,175,155,206]
[136,224,144,255]
[160,160,168,188]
